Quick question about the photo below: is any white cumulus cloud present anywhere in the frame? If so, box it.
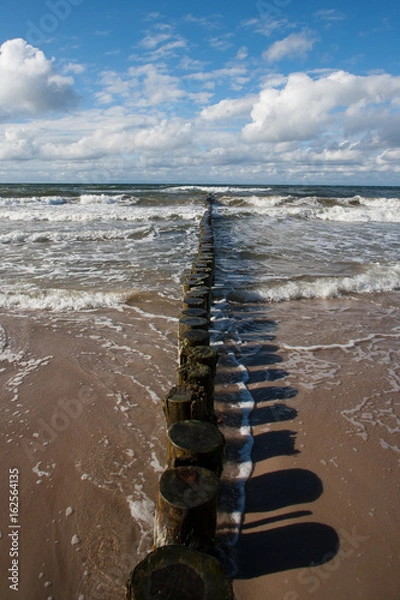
[200,96,257,121]
[243,70,400,143]
[0,38,78,121]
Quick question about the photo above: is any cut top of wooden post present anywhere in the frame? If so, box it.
[168,420,225,455]
[159,466,219,510]
[128,545,233,600]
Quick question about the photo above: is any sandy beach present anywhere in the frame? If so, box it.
[1,291,399,599]
[0,296,179,599]
[232,292,400,600]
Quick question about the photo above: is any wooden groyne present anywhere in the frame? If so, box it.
[126,196,234,600]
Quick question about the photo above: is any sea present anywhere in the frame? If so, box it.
[1,183,400,311]
[1,183,400,593]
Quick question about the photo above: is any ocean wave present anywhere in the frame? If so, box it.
[0,195,68,206]
[256,264,400,302]
[0,225,157,245]
[316,196,400,223]
[0,203,203,224]
[0,286,133,311]
[215,194,400,223]
[166,185,272,194]
[78,193,136,205]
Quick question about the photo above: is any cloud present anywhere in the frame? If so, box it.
[200,96,257,121]
[208,35,234,52]
[0,126,37,160]
[314,9,346,23]
[0,107,192,165]
[0,38,78,121]
[235,46,248,61]
[183,65,249,96]
[139,32,172,49]
[183,14,224,27]
[96,64,185,106]
[263,31,317,63]
[243,70,400,143]
[135,25,187,61]
[62,62,85,75]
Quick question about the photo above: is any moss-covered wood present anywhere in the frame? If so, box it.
[186,345,218,379]
[178,360,215,420]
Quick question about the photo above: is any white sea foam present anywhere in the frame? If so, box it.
[217,194,400,223]
[316,197,400,223]
[127,493,155,553]
[166,185,271,194]
[0,287,131,311]
[0,225,156,245]
[256,263,400,302]
[0,200,202,224]
[78,193,127,205]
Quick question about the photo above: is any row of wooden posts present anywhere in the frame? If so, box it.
[126,196,234,599]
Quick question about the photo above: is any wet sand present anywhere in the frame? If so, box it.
[232,292,400,600]
[1,292,399,599]
[0,296,179,599]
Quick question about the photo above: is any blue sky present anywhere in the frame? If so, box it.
[0,0,399,183]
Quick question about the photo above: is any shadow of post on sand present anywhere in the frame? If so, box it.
[211,293,339,582]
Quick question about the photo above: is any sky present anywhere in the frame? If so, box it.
[0,0,399,184]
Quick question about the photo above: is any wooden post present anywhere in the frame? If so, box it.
[127,545,233,600]
[178,316,209,344]
[183,296,207,312]
[154,466,219,552]
[126,198,228,598]
[178,363,214,421]
[181,307,209,320]
[194,260,213,270]
[163,386,207,427]
[178,360,210,390]
[180,329,210,353]
[189,270,212,288]
[186,345,218,376]
[185,288,211,311]
[167,420,225,476]
[183,276,209,292]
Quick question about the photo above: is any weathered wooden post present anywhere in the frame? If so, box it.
[163,386,208,426]
[182,296,208,312]
[183,275,209,292]
[178,363,213,417]
[180,329,210,357]
[127,545,233,600]
[154,466,219,552]
[181,307,209,320]
[167,420,225,476]
[185,345,218,380]
[189,269,213,288]
[178,316,209,344]
[185,285,211,302]
[125,195,234,599]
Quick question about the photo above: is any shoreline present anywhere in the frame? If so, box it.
[1,291,399,598]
